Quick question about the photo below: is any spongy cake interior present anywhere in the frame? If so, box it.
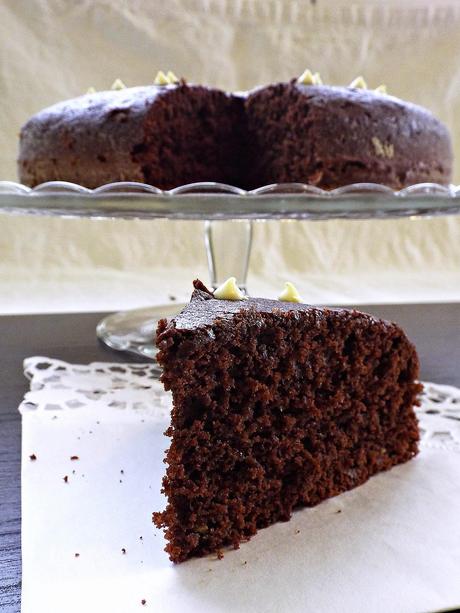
[133,87,248,189]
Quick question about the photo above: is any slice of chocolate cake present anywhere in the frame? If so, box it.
[153,280,421,563]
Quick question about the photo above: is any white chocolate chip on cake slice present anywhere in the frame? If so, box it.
[278,282,303,303]
[375,84,387,94]
[297,69,315,85]
[213,277,247,301]
[312,72,323,85]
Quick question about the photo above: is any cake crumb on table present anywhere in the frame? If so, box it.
[63,475,68,483]
[121,548,126,554]
[29,454,37,461]
[141,599,146,606]
[74,553,80,558]
[70,455,79,460]
[336,509,342,514]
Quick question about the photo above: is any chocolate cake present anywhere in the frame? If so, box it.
[18,78,452,190]
[153,280,421,563]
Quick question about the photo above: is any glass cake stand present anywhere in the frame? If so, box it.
[1,179,460,360]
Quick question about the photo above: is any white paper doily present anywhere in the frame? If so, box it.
[19,357,460,613]
[21,356,171,423]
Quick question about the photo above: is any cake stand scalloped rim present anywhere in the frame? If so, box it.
[1,180,460,221]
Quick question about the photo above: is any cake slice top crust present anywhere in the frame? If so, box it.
[166,279,394,333]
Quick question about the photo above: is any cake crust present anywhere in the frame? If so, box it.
[153,281,421,563]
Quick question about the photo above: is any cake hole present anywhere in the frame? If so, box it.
[35,361,52,370]
[44,403,63,411]
[430,431,454,442]
[66,400,85,409]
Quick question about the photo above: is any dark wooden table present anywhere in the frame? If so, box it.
[1,305,460,612]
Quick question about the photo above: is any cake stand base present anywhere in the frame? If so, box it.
[96,303,185,361]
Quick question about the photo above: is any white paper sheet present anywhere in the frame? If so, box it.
[20,358,460,613]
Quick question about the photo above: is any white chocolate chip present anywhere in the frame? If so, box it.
[375,84,387,94]
[312,72,323,85]
[111,78,126,90]
[371,136,394,159]
[166,70,179,84]
[86,86,96,94]
[213,277,247,301]
[297,69,322,85]
[278,282,303,303]
[297,69,315,85]
[349,76,367,89]
[154,70,170,86]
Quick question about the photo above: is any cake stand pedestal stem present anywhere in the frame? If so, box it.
[204,220,253,293]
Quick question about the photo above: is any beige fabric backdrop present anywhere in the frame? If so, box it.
[1,0,460,312]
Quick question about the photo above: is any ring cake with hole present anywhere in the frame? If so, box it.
[18,72,453,190]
